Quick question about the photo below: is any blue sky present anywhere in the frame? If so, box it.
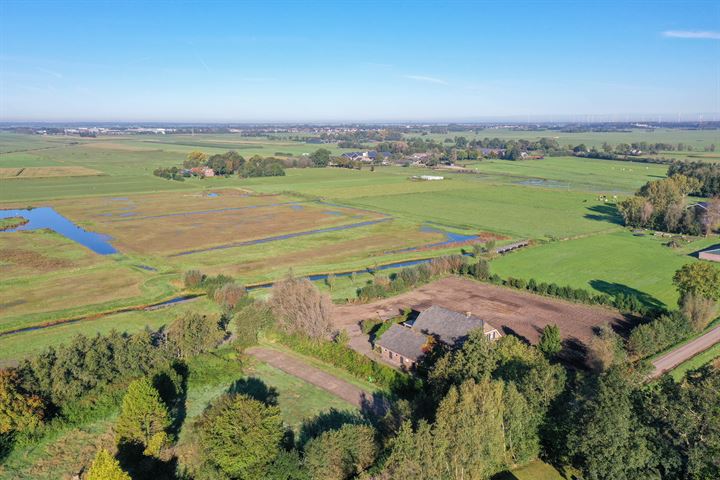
[1,0,718,122]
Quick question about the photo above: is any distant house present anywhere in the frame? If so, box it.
[375,305,501,370]
[190,166,215,177]
[341,150,391,163]
[480,148,505,157]
[699,248,720,262]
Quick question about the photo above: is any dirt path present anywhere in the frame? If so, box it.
[651,325,720,378]
[246,346,380,410]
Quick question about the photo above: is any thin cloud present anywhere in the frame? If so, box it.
[405,75,448,85]
[36,66,63,79]
[662,30,720,40]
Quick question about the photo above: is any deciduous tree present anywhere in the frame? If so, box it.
[270,274,333,339]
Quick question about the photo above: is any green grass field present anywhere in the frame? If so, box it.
[491,231,719,308]
[417,128,719,150]
[1,130,718,363]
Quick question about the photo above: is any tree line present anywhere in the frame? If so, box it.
[3,258,719,479]
[154,150,286,181]
[617,174,715,235]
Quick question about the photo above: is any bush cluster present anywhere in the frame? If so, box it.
[627,312,694,358]
[357,255,467,301]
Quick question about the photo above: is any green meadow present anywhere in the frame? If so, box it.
[1,130,717,362]
[491,231,719,308]
[418,127,720,149]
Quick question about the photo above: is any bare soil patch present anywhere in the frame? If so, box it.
[333,276,631,348]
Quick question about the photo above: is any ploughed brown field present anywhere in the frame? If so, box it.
[334,276,634,350]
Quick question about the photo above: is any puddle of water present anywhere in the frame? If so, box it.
[516,178,569,188]
[290,205,304,211]
[0,207,117,255]
[207,193,219,198]
[322,210,343,216]
[118,212,136,217]
[135,264,157,271]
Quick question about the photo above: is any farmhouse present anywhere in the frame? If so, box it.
[341,150,391,163]
[190,166,215,177]
[375,305,501,369]
[699,248,720,262]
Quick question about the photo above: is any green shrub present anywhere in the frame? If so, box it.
[627,312,693,358]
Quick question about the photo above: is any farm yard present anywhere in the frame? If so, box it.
[1,129,718,365]
[332,276,630,349]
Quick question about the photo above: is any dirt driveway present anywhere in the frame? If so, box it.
[247,346,383,411]
[333,276,631,348]
[651,325,720,378]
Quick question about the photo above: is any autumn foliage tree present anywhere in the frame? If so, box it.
[0,368,45,435]
[270,274,333,339]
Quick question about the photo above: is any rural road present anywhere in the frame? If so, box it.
[651,325,720,378]
[246,346,384,411]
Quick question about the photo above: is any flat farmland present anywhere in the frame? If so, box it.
[1,130,716,364]
[492,231,720,308]
[0,166,104,178]
[464,156,668,193]
[333,276,629,348]
[345,185,622,239]
[165,218,458,284]
[0,230,175,334]
[43,189,390,257]
[417,128,720,149]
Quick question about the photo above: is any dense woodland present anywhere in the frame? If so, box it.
[2,254,719,480]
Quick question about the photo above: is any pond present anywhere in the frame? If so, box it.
[0,207,117,255]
